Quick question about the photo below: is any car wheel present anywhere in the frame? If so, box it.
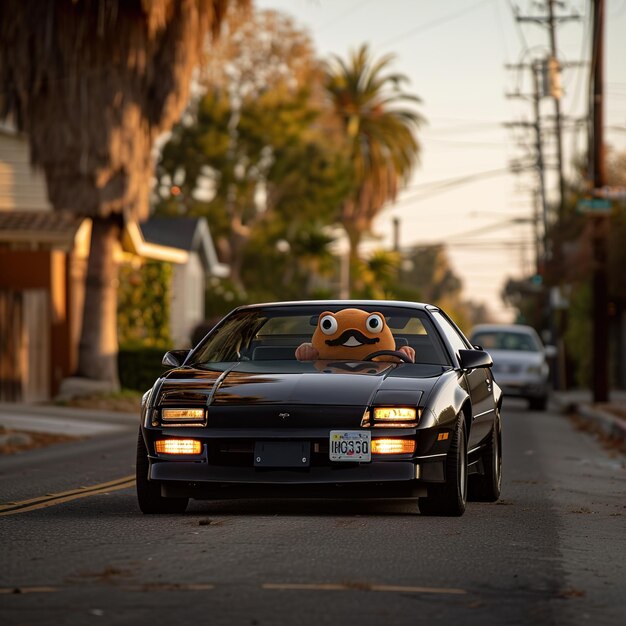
[468,409,502,502]
[528,396,547,411]
[419,415,467,516]
[136,429,188,514]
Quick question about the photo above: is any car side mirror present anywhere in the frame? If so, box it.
[162,349,190,368]
[544,345,557,359]
[458,349,493,370]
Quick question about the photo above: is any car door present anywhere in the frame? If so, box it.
[430,310,495,450]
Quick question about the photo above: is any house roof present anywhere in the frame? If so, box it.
[0,210,84,251]
[139,216,228,277]
[140,217,202,251]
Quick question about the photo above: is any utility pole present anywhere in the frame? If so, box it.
[516,1,579,221]
[505,61,549,263]
[512,1,580,392]
[591,0,609,403]
[392,217,400,252]
[532,62,549,259]
[546,0,566,222]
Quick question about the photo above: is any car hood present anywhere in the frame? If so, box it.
[156,361,444,408]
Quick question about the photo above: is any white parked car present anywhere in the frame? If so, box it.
[469,324,553,411]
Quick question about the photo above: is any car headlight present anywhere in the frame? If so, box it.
[373,407,418,421]
[526,365,542,375]
[369,407,420,428]
[161,408,206,426]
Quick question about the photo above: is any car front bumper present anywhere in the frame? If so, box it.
[152,461,433,499]
[142,426,449,500]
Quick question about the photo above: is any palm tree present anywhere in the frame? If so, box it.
[325,44,423,294]
[0,0,248,388]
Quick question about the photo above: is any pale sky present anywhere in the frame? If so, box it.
[256,0,626,321]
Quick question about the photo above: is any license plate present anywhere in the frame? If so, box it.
[329,431,371,462]
[254,441,310,467]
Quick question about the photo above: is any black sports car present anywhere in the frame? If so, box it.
[137,300,503,516]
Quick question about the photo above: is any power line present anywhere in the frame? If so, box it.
[394,168,511,205]
[424,137,508,149]
[507,0,530,51]
[379,0,495,49]
[423,122,505,136]
[445,218,533,241]
[494,0,513,63]
[317,0,376,33]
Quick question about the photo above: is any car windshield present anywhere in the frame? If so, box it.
[189,305,450,366]
[472,330,541,352]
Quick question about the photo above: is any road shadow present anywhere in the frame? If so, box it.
[185,497,421,517]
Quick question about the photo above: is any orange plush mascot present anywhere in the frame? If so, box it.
[295,308,415,363]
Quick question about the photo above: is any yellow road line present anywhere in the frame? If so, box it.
[262,583,467,595]
[1,582,466,595]
[0,475,135,511]
[0,583,215,594]
[0,476,136,517]
[0,586,59,594]
[124,583,215,592]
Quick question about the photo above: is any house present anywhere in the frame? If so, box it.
[0,125,51,212]
[0,129,227,401]
[0,211,87,402]
[138,217,228,347]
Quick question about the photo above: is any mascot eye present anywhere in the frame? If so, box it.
[319,314,338,335]
[366,314,384,334]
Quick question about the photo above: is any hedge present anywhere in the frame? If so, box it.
[118,347,169,392]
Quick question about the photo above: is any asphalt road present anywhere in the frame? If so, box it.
[1,400,624,626]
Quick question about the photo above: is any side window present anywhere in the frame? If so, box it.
[431,311,471,360]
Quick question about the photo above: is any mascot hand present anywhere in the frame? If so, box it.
[398,346,415,363]
[295,343,319,361]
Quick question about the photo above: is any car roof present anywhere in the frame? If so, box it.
[469,324,541,342]
[470,324,539,336]
[233,300,435,312]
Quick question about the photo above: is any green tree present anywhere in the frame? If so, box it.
[356,249,402,300]
[0,0,247,388]
[156,10,351,298]
[325,44,424,293]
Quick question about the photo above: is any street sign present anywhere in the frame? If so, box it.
[576,198,612,214]
[593,186,626,200]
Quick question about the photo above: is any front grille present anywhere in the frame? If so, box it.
[206,439,351,468]
[208,440,255,467]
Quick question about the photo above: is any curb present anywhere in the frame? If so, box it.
[576,404,626,442]
[550,393,626,443]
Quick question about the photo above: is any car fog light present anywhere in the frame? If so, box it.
[372,439,416,455]
[155,439,202,455]
[161,408,205,422]
[373,407,418,421]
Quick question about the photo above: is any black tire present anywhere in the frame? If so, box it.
[136,429,188,514]
[419,415,467,516]
[528,396,547,411]
[468,409,502,502]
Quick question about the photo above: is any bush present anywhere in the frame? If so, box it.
[118,261,172,348]
[118,348,169,393]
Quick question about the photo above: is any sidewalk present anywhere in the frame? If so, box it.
[0,402,137,436]
[550,390,626,443]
